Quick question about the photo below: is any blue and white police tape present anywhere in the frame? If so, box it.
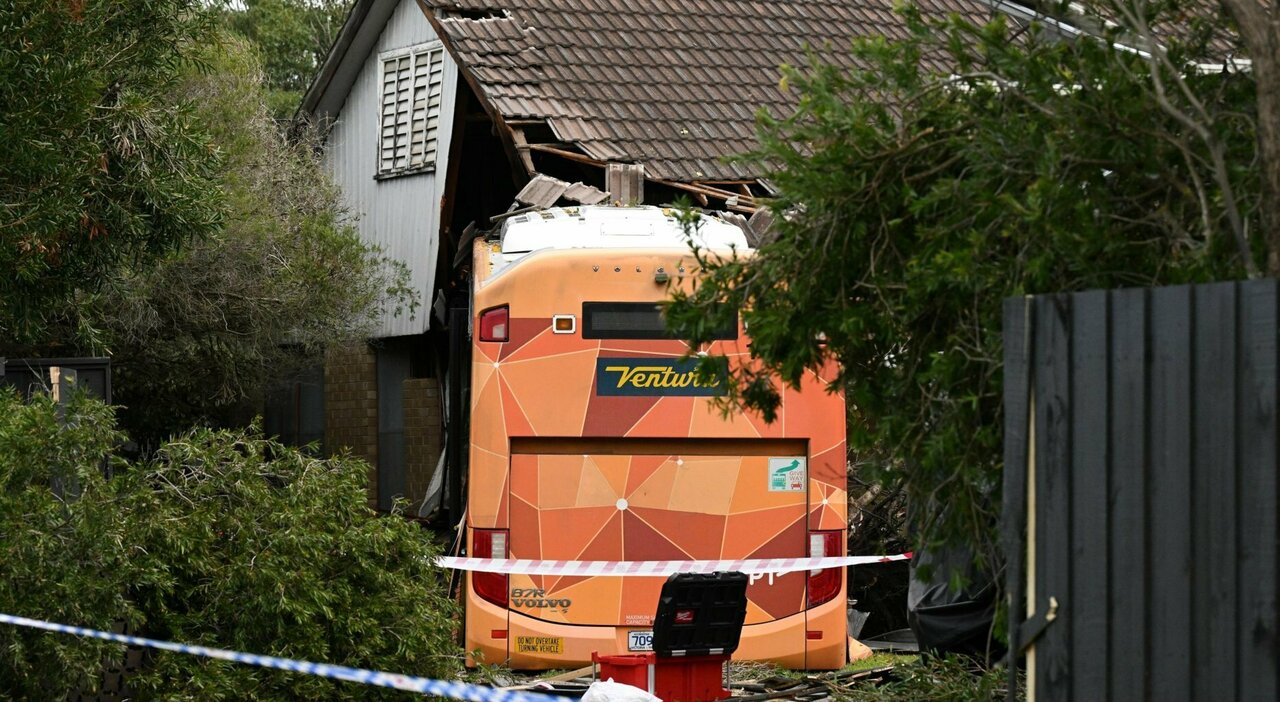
[0,612,571,701]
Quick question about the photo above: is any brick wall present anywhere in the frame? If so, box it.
[403,377,444,509]
[324,342,378,507]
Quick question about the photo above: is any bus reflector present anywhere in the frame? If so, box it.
[553,314,576,333]
[472,529,509,607]
[479,306,509,342]
[807,530,842,608]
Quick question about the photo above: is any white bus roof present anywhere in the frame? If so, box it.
[498,206,751,255]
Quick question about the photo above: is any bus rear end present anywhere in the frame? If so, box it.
[463,207,847,670]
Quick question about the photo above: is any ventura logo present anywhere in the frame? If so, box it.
[595,358,727,396]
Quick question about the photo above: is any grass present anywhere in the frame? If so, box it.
[725,659,794,682]
[832,656,1017,702]
[844,651,919,672]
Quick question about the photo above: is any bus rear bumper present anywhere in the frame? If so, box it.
[465,595,848,671]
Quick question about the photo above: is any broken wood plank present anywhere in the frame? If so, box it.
[542,665,596,683]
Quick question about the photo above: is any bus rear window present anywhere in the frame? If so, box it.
[582,302,736,340]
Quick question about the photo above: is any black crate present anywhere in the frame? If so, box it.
[652,572,748,657]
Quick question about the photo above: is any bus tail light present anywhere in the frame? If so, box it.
[472,528,508,607]
[479,305,509,342]
[807,530,842,608]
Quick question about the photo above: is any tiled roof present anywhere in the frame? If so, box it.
[1108,0,1242,60]
[427,0,1003,181]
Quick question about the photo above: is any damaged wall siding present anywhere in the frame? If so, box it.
[325,0,459,338]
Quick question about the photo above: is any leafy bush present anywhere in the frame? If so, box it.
[121,428,460,699]
[0,391,460,699]
[81,37,415,447]
[0,389,132,696]
[2,26,413,447]
[668,6,1252,574]
[0,0,223,342]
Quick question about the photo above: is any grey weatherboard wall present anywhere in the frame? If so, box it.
[1003,280,1279,702]
[321,0,459,338]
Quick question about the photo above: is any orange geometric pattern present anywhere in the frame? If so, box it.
[508,452,808,626]
[468,247,845,640]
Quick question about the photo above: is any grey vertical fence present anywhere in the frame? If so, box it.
[1004,280,1279,702]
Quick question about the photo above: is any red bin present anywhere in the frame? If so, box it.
[592,651,731,702]
[592,652,655,693]
[653,654,731,702]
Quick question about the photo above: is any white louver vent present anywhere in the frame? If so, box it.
[378,43,444,177]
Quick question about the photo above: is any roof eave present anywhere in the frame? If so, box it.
[296,0,391,123]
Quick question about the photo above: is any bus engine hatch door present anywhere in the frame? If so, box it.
[506,446,808,628]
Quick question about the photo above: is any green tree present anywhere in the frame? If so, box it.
[1,33,413,447]
[1205,0,1280,273]
[668,4,1255,569]
[76,37,413,446]
[0,391,460,699]
[120,426,460,700]
[0,390,132,697]
[1,3,405,448]
[224,0,353,118]
[0,0,224,342]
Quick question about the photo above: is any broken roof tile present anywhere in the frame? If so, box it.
[515,174,569,208]
[564,181,611,204]
[430,0,998,181]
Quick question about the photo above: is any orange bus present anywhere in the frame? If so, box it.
[458,206,848,670]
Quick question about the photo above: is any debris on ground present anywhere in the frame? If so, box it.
[728,664,901,701]
[491,653,918,700]
[858,628,921,653]
[848,636,874,662]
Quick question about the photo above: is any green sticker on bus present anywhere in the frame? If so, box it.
[769,457,806,492]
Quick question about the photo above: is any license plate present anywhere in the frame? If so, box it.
[627,631,653,651]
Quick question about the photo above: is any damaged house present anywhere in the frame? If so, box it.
[289,0,1002,512]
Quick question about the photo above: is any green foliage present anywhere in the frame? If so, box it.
[0,391,460,699]
[223,0,352,118]
[844,652,920,673]
[834,656,1014,701]
[120,427,460,699]
[0,389,132,697]
[0,0,224,342]
[667,5,1255,571]
[78,36,415,446]
[1,10,409,445]
[727,655,1010,700]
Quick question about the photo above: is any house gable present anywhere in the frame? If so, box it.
[307,0,461,338]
